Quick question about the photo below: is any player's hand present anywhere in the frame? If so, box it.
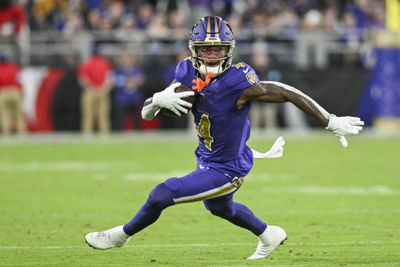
[326,115,364,147]
[152,82,194,116]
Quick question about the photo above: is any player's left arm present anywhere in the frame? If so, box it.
[237,82,329,125]
[237,81,364,147]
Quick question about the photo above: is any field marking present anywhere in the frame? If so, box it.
[0,161,296,182]
[4,208,400,219]
[167,208,400,216]
[0,162,136,172]
[123,172,298,182]
[246,173,297,181]
[1,240,399,250]
[261,185,399,196]
[123,171,190,181]
[207,263,400,267]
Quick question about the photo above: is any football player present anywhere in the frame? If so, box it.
[85,16,364,260]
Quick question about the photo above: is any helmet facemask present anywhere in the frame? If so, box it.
[189,42,235,78]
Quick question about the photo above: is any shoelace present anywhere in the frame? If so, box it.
[192,72,212,92]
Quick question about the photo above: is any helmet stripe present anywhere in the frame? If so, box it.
[206,17,211,38]
[214,16,219,38]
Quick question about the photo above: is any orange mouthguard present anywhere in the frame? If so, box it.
[192,72,212,92]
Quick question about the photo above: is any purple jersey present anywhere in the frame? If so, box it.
[174,59,259,177]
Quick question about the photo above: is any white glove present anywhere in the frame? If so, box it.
[326,114,364,147]
[152,82,194,116]
[252,136,285,159]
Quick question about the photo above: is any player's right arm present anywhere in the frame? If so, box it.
[142,59,195,120]
[141,82,194,120]
[237,81,364,147]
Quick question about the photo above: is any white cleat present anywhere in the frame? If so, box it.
[85,225,131,250]
[247,225,287,260]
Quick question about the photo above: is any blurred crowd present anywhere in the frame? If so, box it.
[0,0,386,38]
[0,0,389,134]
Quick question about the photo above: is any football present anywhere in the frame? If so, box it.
[160,84,195,117]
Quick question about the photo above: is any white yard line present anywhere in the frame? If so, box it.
[261,185,399,196]
[123,171,190,181]
[3,208,400,219]
[206,263,400,267]
[3,207,399,221]
[1,240,399,250]
[0,162,136,172]
[123,172,297,181]
[0,129,399,146]
[1,163,397,197]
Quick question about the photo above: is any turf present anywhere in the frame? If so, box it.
[0,133,399,266]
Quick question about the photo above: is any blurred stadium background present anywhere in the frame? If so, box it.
[0,0,399,134]
[1,1,400,265]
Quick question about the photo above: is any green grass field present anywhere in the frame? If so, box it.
[0,133,399,266]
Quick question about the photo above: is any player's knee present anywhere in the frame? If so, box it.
[208,205,233,218]
[146,183,174,210]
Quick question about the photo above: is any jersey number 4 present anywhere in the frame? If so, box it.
[197,114,214,151]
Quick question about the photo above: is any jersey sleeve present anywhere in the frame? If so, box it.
[228,62,260,91]
[174,58,194,87]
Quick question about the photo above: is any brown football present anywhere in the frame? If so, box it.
[160,84,195,117]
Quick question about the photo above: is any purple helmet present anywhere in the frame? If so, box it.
[188,16,236,77]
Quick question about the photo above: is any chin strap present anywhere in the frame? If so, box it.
[192,72,212,92]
